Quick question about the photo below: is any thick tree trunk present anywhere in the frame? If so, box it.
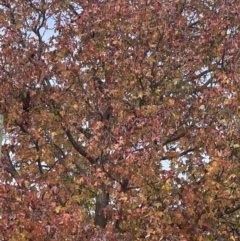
[94,184,109,228]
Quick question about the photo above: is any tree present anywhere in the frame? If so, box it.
[0,0,239,240]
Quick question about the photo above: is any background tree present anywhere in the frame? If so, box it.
[0,0,240,240]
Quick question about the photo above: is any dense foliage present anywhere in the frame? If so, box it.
[0,0,240,240]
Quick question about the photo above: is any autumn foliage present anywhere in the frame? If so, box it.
[0,0,240,240]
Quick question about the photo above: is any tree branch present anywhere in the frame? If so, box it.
[163,131,187,146]
[161,147,197,160]
[1,147,20,180]
[35,140,43,176]
[62,125,96,164]
[225,204,240,215]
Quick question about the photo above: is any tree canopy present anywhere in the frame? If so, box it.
[0,0,240,240]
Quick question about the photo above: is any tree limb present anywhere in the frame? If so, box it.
[1,147,20,180]
[62,125,96,164]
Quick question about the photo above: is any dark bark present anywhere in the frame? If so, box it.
[63,126,96,164]
[115,178,129,231]
[21,91,31,112]
[102,105,113,121]
[1,147,20,180]
[94,184,109,228]
[94,77,104,93]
